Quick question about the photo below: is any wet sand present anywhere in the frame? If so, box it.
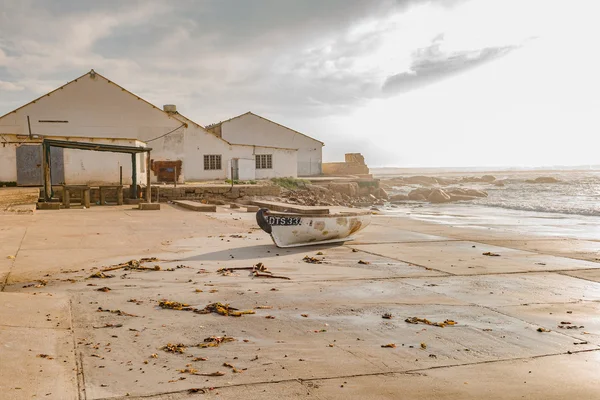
[1,204,599,399]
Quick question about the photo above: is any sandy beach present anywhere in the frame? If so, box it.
[1,203,599,399]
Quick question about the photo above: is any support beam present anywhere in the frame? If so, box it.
[42,143,52,201]
[145,151,151,203]
[131,153,138,199]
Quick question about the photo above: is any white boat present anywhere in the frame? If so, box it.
[256,208,371,248]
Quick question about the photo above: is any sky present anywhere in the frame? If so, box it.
[1,0,599,168]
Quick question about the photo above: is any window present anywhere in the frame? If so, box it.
[255,154,273,169]
[203,154,222,170]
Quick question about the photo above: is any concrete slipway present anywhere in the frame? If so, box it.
[1,205,600,399]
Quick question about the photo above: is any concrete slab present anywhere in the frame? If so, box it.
[172,200,216,212]
[37,202,61,210]
[347,218,455,244]
[122,381,309,399]
[477,239,600,263]
[561,269,600,283]
[0,292,72,329]
[404,273,600,307]
[0,326,78,400]
[499,301,600,346]
[353,241,600,275]
[0,293,77,400]
[305,351,600,399]
[139,202,161,210]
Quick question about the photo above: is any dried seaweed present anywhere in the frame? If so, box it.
[162,343,186,353]
[405,317,456,328]
[198,336,235,348]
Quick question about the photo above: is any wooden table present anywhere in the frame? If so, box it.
[62,185,91,208]
[98,185,124,205]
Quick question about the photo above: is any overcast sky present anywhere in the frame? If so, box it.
[1,0,599,167]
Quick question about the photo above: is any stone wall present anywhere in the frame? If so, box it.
[323,152,370,176]
[150,185,281,202]
[322,162,369,176]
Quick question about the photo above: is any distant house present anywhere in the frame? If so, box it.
[206,112,324,177]
[0,70,299,186]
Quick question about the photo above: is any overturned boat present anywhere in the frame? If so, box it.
[256,207,371,248]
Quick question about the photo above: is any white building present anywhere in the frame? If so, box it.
[0,70,299,186]
[206,112,324,176]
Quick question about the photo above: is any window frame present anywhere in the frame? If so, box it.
[203,154,222,170]
[255,154,273,170]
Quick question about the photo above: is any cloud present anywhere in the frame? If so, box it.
[0,0,480,123]
[382,34,520,94]
[0,80,24,92]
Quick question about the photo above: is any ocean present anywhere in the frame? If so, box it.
[376,169,600,217]
[374,169,600,240]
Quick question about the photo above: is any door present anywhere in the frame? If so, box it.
[16,145,65,186]
[153,160,182,183]
[231,158,239,180]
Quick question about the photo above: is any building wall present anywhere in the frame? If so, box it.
[0,73,300,183]
[182,123,298,181]
[0,73,185,182]
[220,113,322,176]
[0,143,18,182]
[0,135,147,186]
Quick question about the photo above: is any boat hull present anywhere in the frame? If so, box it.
[256,209,371,248]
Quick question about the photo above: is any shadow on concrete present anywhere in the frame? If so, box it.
[182,243,345,261]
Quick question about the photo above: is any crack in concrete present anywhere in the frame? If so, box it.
[1,226,29,291]
[70,298,87,400]
[344,246,454,277]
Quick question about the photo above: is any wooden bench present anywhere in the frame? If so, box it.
[98,185,124,205]
[62,185,91,209]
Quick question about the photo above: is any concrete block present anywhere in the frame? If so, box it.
[37,202,61,210]
[230,203,240,209]
[138,203,161,210]
[172,200,217,212]
[245,205,260,212]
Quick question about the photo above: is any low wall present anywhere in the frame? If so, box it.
[150,184,281,202]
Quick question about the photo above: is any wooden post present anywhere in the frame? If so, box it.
[119,165,123,186]
[42,142,52,201]
[145,151,151,203]
[82,187,91,208]
[99,187,106,205]
[174,166,177,188]
[62,186,70,208]
[131,153,137,199]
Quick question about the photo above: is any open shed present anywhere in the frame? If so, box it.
[41,139,152,201]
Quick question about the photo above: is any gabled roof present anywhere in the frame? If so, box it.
[166,111,298,151]
[206,111,324,145]
[0,69,188,128]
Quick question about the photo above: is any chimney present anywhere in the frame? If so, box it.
[163,104,177,113]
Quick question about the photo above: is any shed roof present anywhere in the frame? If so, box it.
[43,138,151,154]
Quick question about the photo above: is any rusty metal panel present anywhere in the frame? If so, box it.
[151,160,182,183]
[16,145,43,186]
[50,147,65,185]
[16,144,65,186]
